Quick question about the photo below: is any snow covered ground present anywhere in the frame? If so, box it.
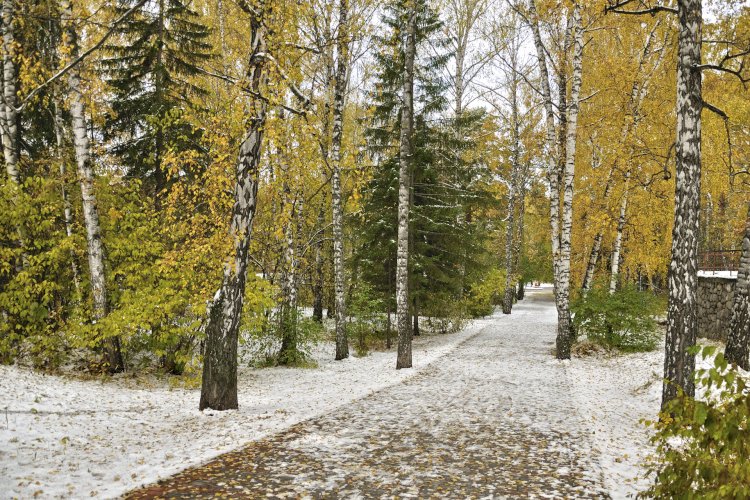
[568,347,663,497]
[567,338,731,498]
[697,270,737,279]
[2,288,736,499]
[0,320,487,499]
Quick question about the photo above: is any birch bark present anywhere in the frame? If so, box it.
[331,0,350,360]
[62,0,124,372]
[662,0,702,407]
[396,1,417,369]
[53,101,81,292]
[502,55,521,315]
[609,170,630,294]
[200,5,268,410]
[556,3,584,359]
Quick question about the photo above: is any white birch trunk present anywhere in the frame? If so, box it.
[528,0,561,292]
[555,3,584,359]
[662,0,702,407]
[609,171,630,294]
[331,0,350,360]
[502,59,521,315]
[1,0,27,269]
[62,0,124,372]
[1,0,18,182]
[200,6,268,411]
[396,1,417,370]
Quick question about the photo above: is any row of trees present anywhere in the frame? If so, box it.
[0,0,748,411]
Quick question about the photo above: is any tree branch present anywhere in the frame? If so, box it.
[17,0,148,111]
[604,0,677,16]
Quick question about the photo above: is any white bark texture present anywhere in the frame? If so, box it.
[725,203,750,369]
[528,0,560,291]
[1,0,27,269]
[556,3,583,359]
[662,0,702,407]
[581,24,664,293]
[609,170,630,294]
[331,0,350,360]
[200,7,268,410]
[396,1,417,370]
[1,0,18,183]
[502,57,521,315]
[62,0,124,372]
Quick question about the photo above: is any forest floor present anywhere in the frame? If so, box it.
[3,288,681,499]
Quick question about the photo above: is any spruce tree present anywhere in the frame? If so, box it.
[102,0,211,204]
[358,0,492,323]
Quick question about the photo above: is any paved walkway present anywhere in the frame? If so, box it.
[126,290,608,499]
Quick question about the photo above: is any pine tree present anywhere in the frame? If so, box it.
[102,0,211,205]
[358,0,492,335]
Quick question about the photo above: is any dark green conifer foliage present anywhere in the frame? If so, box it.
[102,0,212,202]
[357,0,493,320]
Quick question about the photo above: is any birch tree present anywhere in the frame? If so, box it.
[581,22,667,294]
[527,0,584,359]
[200,2,268,410]
[605,0,750,405]
[62,0,124,372]
[396,0,417,370]
[500,19,524,315]
[331,0,350,360]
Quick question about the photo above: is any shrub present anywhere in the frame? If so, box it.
[571,282,662,352]
[641,347,750,498]
[464,268,506,318]
[348,282,384,356]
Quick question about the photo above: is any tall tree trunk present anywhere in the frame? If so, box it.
[581,147,606,294]
[200,6,268,411]
[528,0,562,329]
[312,198,325,322]
[53,100,81,293]
[331,0,350,360]
[662,0,702,408]
[396,0,417,370]
[725,203,750,369]
[609,171,631,294]
[530,0,582,360]
[556,4,583,359]
[502,59,521,315]
[1,0,18,182]
[62,0,124,372]
[581,23,664,294]
[1,0,27,269]
[278,184,299,364]
[514,163,528,302]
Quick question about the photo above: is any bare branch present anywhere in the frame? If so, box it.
[604,0,677,16]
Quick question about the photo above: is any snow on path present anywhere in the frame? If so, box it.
[1,318,487,499]
[568,347,662,498]
[126,290,610,499]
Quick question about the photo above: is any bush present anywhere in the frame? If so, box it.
[641,347,750,498]
[571,282,662,352]
[348,282,384,356]
[464,268,506,318]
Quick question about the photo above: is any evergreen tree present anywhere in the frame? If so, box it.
[102,0,211,204]
[358,0,492,322]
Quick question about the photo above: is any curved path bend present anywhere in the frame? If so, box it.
[126,290,608,499]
